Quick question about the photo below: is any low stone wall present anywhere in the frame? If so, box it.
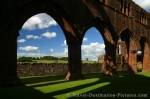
[82,63,101,74]
[17,63,102,77]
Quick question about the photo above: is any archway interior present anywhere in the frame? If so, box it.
[17,13,68,77]
[120,30,131,54]
[137,37,146,62]
[136,37,146,71]
[118,29,132,59]
[81,27,105,73]
[116,29,132,71]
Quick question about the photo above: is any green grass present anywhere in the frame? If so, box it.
[19,60,98,64]
[82,60,98,64]
[137,72,150,77]
[33,60,68,64]
[0,73,150,99]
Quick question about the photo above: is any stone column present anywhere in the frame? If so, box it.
[143,43,150,71]
[102,43,117,76]
[128,40,137,73]
[0,28,22,87]
[128,51,137,72]
[65,43,82,80]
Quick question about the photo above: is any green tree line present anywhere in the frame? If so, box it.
[17,56,68,62]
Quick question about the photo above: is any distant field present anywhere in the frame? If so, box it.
[82,60,98,64]
[18,60,99,64]
[33,60,68,64]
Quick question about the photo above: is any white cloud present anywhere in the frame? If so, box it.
[64,47,68,54]
[62,40,67,46]
[26,35,41,39]
[50,49,54,52]
[82,42,105,61]
[133,0,150,11]
[17,39,26,43]
[19,46,39,52]
[22,13,58,30]
[42,32,56,39]
[61,42,105,61]
[64,40,67,46]
[83,37,88,42]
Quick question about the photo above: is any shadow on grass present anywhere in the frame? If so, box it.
[0,75,65,99]
[27,80,68,87]
[0,73,150,99]
[69,74,150,99]
[0,86,54,99]
[21,75,65,84]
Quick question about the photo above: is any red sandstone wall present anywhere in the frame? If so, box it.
[17,63,102,77]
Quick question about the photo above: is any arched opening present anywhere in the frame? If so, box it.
[17,13,68,78]
[137,37,146,72]
[81,27,105,74]
[117,29,132,72]
[120,29,131,53]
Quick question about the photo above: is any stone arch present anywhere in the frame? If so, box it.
[4,0,83,85]
[119,28,134,53]
[1,0,150,87]
[137,37,150,72]
[137,37,146,62]
[81,18,118,76]
[82,18,117,58]
[17,13,68,75]
[95,18,118,66]
[81,26,105,74]
[118,28,136,73]
[15,0,76,42]
[17,12,69,41]
[81,25,106,47]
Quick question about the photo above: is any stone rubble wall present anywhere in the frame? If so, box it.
[17,63,102,77]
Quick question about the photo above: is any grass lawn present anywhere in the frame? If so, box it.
[33,60,68,64]
[0,73,150,99]
[19,60,98,64]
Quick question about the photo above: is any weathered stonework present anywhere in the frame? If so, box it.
[17,63,101,76]
[0,0,150,86]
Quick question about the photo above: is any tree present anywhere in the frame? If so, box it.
[17,57,33,62]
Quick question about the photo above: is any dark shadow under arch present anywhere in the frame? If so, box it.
[120,28,133,54]
[117,28,136,74]
[138,37,147,62]
[137,37,147,72]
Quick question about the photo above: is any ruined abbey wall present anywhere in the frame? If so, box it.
[17,63,101,77]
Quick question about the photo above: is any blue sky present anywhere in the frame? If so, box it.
[17,13,105,61]
[17,0,150,61]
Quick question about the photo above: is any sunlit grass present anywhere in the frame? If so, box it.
[137,72,150,77]
[54,82,110,99]
[35,78,99,93]
[0,72,150,99]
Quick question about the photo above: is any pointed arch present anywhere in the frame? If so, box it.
[117,28,136,72]
[81,26,105,74]
[15,0,83,81]
[15,0,81,45]
[137,36,150,72]
[119,28,134,54]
